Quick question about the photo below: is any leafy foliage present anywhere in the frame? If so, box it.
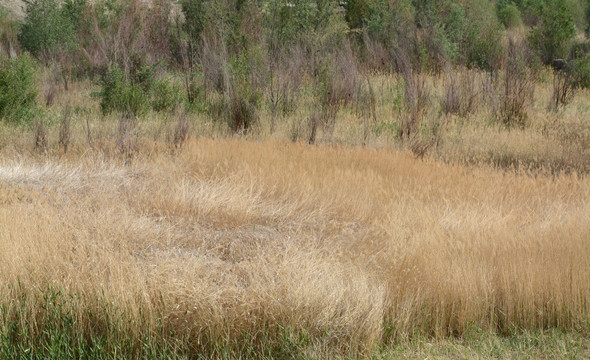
[528,0,576,64]
[498,2,523,28]
[98,64,184,116]
[98,65,149,117]
[568,55,590,89]
[18,0,86,58]
[0,53,38,123]
[152,78,184,113]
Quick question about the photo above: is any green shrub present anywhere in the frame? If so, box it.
[422,2,467,66]
[226,50,264,132]
[98,65,124,115]
[364,0,503,71]
[365,0,414,43]
[363,0,414,69]
[98,65,149,117]
[462,0,504,71]
[123,84,150,117]
[18,0,86,58]
[99,65,185,116]
[499,2,523,28]
[264,0,326,50]
[528,0,576,64]
[133,65,155,92]
[179,0,206,59]
[0,54,38,123]
[151,78,184,113]
[568,55,590,89]
[344,0,371,30]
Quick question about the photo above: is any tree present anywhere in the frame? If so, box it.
[18,0,86,59]
[528,0,576,64]
[0,53,38,123]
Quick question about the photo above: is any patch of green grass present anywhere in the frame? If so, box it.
[0,287,189,360]
[2,288,589,359]
[379,328,590,359]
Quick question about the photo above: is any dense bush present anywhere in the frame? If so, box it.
[151,78,184,113]
[363,0,414,69]
[98,64,185,116]
[18,0,86,59]
[463,0,505,71]
[344,0,371,30]
[361,0,505,71]
[178,0,206,64]
[227,49,265,132]
[498,2,523,28]
[0,54,38,123]
[11,0,589,75]
[98,65,149,117]
[528,0,576,64]
[568,55,590,89]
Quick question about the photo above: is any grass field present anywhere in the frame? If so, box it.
[3,0,590,355]
[1,134,589,358]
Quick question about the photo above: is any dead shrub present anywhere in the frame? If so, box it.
[34,119,47,153]
[85,114,93,149]
[551,69,575,111]
[354,78,378,144]
[288,117,305,143]
[442,67,480,117]
[364,34,391,72]
[443,70,460,115]
[43,65,61,107]
[0,11,19,58]
[117,115,137,161]
[173,111,189,149]
[201,36,226,94]
[58,106,72,153]
[329,46,362,106]
[481,73,500,112]
[499,37,535,127]
[397,52,429,140]
[314,45,362,143]
[410,136,434,159]
[268,46,304,132]
[81,0,172,78]
[308,113,319,145]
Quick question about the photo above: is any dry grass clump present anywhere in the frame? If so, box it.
[1,138,589,356]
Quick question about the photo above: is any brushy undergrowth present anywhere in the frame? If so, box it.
[0,53,38,123]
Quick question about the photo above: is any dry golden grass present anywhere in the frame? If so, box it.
[1,137,589,356]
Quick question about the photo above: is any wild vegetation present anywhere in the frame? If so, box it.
[1,139,590,359]
[1,0,590,358]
